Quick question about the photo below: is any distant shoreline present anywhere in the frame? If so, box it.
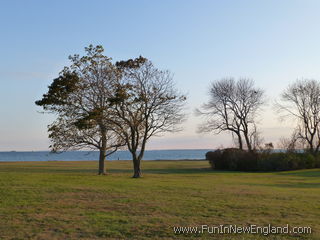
[0,149,213,153]
[0,150,209,162]
[0,159,206,163]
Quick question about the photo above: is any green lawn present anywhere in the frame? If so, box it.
[0,160,319,239]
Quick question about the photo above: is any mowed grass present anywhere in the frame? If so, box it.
[0,160,319,240]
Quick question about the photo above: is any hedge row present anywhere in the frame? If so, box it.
[206,148,320,171]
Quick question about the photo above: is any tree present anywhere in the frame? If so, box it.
[35,45,124,175]
[277,135,297,153]
[276,79,320,154]
[197,78,265,151]
[108,57,186,178]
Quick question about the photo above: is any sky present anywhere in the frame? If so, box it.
[1,0,320,151]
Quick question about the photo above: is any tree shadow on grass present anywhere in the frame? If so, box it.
[278,182,320,188]
[0,165,251,175]
[0,167,98,174]
[0,166,215,174]
[109,168,237,175]
[8,163,319,176]
[276,169,320,178]
[252,182,320,189]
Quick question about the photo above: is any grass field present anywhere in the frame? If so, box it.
[0,160,319,239]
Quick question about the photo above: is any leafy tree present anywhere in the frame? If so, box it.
[36,45,124,174]
[108,57,187,178]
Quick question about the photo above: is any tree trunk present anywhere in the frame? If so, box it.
[315,141,320,154]
[98,126,107,175]
[236,132,243,150]
[309,144,314,154]
[98,148,106,175]
[132,155,142,178]
[243,132,252,152]
[306,136,315,154]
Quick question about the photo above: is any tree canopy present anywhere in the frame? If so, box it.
[197,78,265,151]
[277,79,320,153]
[36,45,124,174]
[36,45,186,177]
[109,57,186,177]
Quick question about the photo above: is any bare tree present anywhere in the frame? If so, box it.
[108,57,186,178]
[36,45,124,174]
[276,79,320,153]
[277,136,297,153]
[197,78,265,152]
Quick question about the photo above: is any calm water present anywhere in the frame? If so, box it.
[0,149,210,162]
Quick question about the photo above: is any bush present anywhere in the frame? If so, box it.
[220,148,242,170]
[206,149,320,172]
[206,148,257,171]
[306,153,317,168]
[257,152,287,171]
[315,155,320,168]
[286,153,316,169]
[284,153,301,170]
[206,150,222,169]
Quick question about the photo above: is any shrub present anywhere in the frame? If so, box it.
[231,150,257,171]
[206,149,320,172]
[315,155,320,168]
[221,148,242,170]
[302,153,316,169]
[206,150,222,169]
[206,148,257,171]
[257,152,286,171]
[284,154,300,170]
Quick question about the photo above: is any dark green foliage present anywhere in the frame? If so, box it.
[35,72,79,108]
[205,150,222,169]
[315,155,320,168]
[206,149,320,172]
[73,108,104,130]
[108,83,133,105]
[206,148,257,171]
[115,56,147,70]
[257,153,288,171]
[35,45,126,174]
[304,153,316,169]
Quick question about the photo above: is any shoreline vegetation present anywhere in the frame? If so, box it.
[0,160,318,239]
[206,148,320,172]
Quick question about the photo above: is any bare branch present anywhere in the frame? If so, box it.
[196,77,265,151]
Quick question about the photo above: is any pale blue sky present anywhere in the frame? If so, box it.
[1,0,320,150]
